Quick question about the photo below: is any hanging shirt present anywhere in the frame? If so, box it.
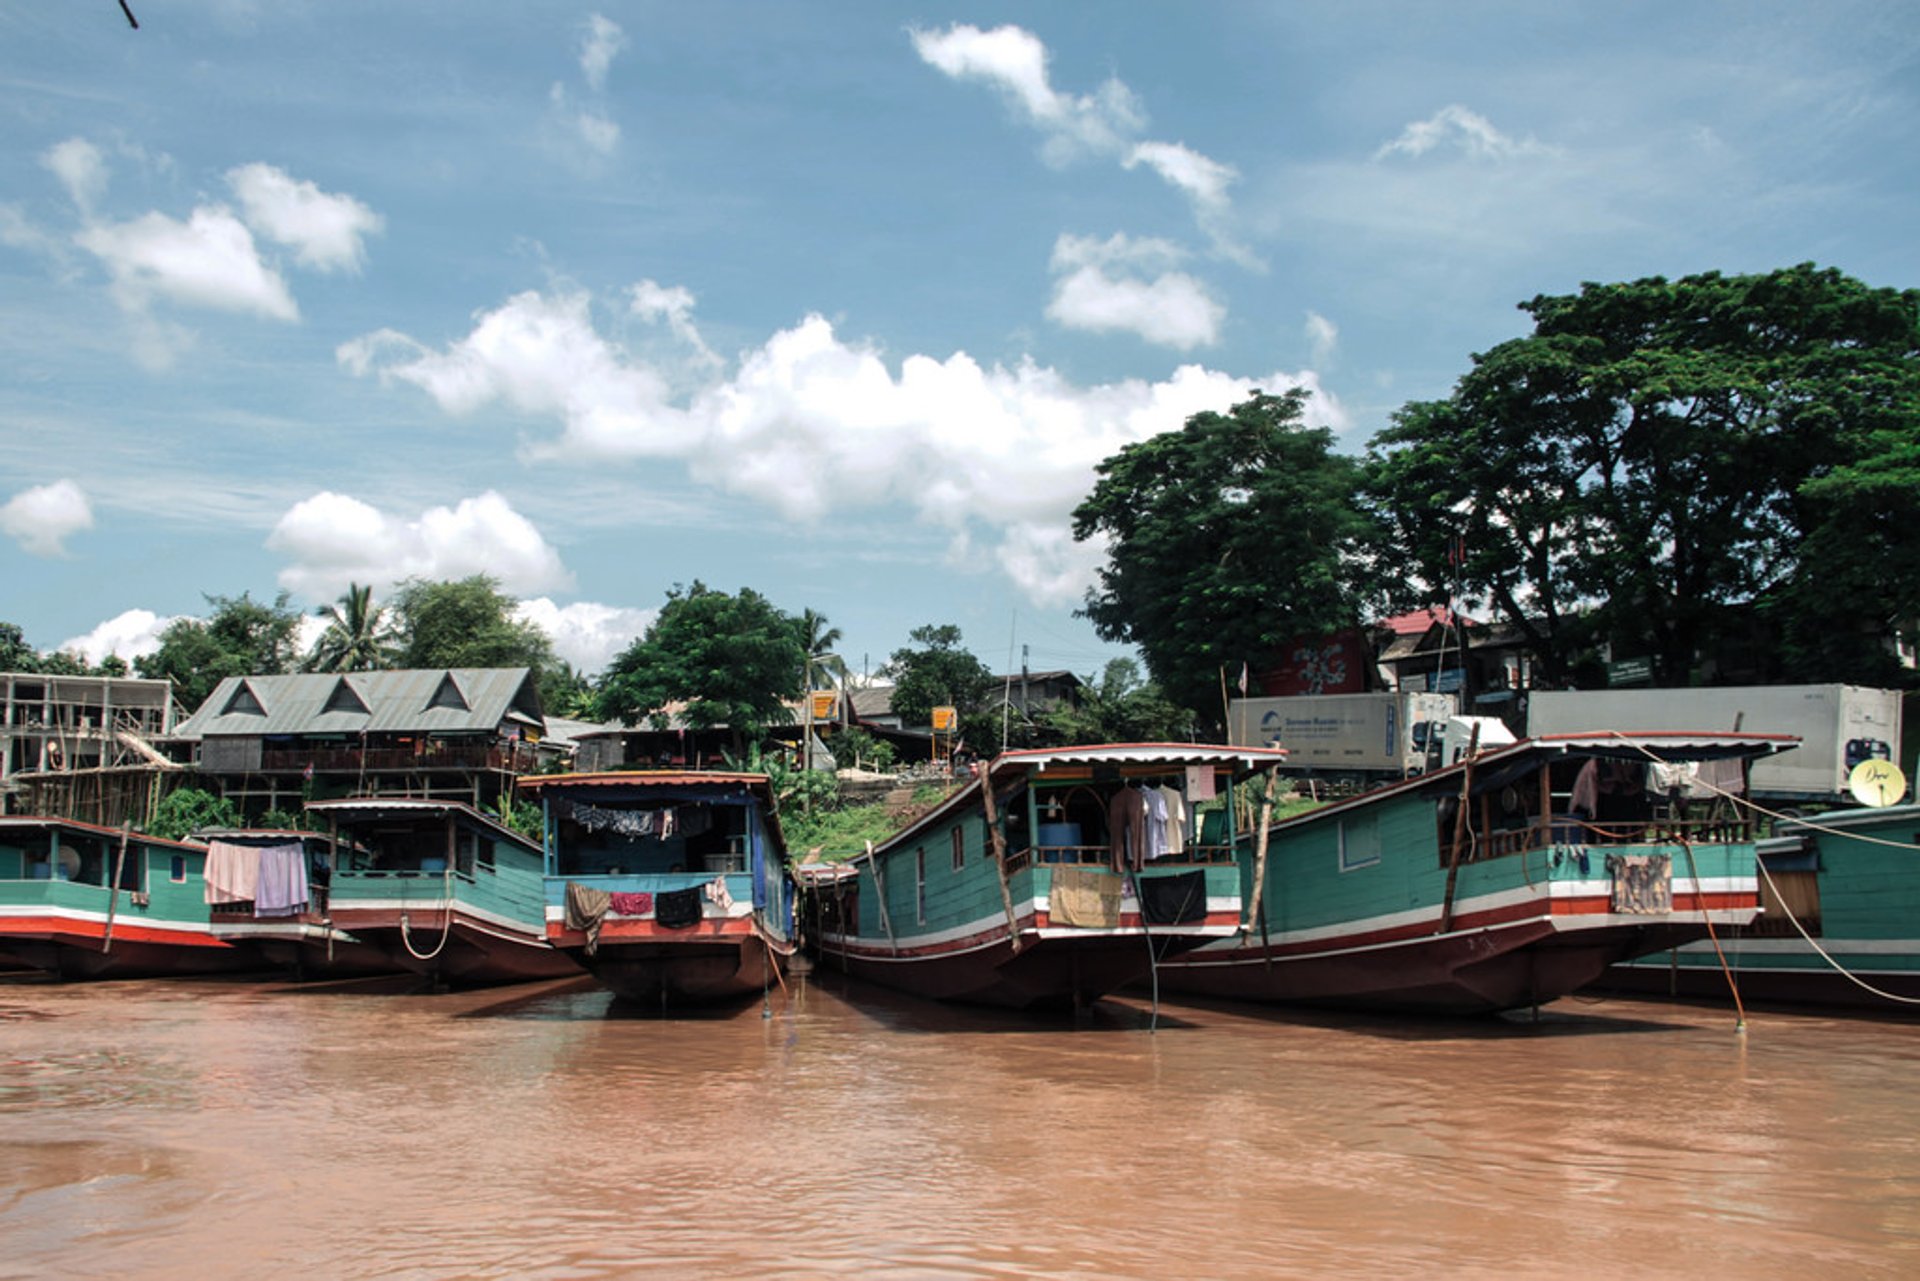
[1106,788,1149,873]
[1143,787,1170,861]
[1159,786,1188,858]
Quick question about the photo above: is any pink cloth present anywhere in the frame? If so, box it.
[608,891,653,916]
[203,839,259,904]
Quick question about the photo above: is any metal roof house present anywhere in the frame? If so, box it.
[173,668,547,818]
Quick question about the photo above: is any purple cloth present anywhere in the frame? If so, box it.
[253,843,310,917]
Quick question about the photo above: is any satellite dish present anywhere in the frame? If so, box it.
[1847,758,1907,808]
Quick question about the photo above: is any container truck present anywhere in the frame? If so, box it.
[1228,691,1459,783]
[1524,683,1903,803]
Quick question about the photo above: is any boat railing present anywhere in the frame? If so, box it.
[1005,843,1237,875]
[1476,816,1755,861]
[209,885,333,919]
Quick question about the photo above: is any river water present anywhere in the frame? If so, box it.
[2,969,1916,1279]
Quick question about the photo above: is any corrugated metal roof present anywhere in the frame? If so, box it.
[174,668,544,739]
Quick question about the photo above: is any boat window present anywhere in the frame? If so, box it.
[170,854,186,883]
[951,825,965,871]
[552,800,747,877]
[1338,812,1381,871]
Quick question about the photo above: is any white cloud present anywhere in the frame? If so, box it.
[912,23,1247,259]
[911,23,1143,162]
[59,608,176,667]
[631,279,721,368]
[1375,104,1556,161]
[343,285,1345,607]
[44,137,108,215]
[1,479,94,556]
[266,489,574,602]
[76,205,299,321]
[574,112,621,155]
[579,14,626,93]
[1305,311,1338,366]
[515,597,656,675]
[1045,233,1224,349]
[1125,141,1237,210]
[226,163,384,272]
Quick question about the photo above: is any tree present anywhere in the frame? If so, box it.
[147,786,243,841]
[886,623,994,745]
[1072,389,1375,718]
[0,622,36,672]
[1365,264,1920,687]
[304,582,399,673]
[795,608,848,691]
[595,582,804,751]
[136,591,304,712]
[390,576,556,673]
[1038,658,1195,746]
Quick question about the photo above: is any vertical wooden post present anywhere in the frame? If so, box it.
[1241,767,1279,934]
[1439,723,1482,934]
[101,824,131,953]
[979,764,1023,954]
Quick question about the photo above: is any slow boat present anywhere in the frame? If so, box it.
[307,798,579,987]
[521,771,797,1006]
[0,815,261,978]
[806,744,1287,1011]
[1158,731,1798,1014]
[201,828,401,979]
[1605,803,1920,1010]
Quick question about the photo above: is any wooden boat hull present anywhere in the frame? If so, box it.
[564,934,790,1005]
[1598,805,1920,1014]
[212,913,404,980]
[822,925,1218,1010]
[0,911,261,979]
[331,904,579,987]
[1160,860,1759,1015]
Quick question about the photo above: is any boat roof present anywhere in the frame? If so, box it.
[518,770,787,854]
[1275,730,1802,829]
[518,770,775,796]
[0,814,205,850]
[854,742,1288,867]
[1762,803,1920,850]
[302,796,537,850]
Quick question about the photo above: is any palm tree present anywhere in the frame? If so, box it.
[796,608,848,690]
[305,583,399,673]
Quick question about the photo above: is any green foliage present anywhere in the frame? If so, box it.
[136,591,304,712]
[490,793,545,840]
[1037,658,1195,746]
[824,725,897,772]
[886,624,994,746]
[596,582,804,749]
[304,582,399,673]
[0,622,133,677]
[256,806,320,832]
[391,576,556,673]
[781,785,948,861]
[1365,264,1920,687]
[540,661,599,721]
[148,787,243,841]
[796,608,848,690]
[1073,389,1375,719]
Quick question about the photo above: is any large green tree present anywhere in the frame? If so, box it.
[1365,264,1920,686]
[136,592,304,712]
[595,582,804,750]
[304,582,399,673]
[886,623,995,747]
[1037,657,1195,746]
[390,576,556,672]
[1072,388,1375,717]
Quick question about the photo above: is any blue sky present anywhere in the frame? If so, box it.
[2,2,1915,685]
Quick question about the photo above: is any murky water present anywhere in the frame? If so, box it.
[2,969,1916,1279]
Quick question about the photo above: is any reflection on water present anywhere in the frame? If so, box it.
[2,970,1917,1278]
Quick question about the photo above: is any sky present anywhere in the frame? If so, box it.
[2,2,1916,687]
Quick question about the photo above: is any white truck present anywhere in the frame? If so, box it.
[1524,683,1905,803]
[1228,691,1459,782]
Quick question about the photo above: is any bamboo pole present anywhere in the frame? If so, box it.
[101,824,131,953]
[1438,723,1482,934]
[979,764,1023,954]
[1240,766,1279,934]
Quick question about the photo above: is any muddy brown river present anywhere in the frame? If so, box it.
[2,971,1915,1278]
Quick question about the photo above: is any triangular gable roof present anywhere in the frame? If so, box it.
[174,668,544,739]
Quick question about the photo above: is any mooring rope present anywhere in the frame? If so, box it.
[398,859,456,962]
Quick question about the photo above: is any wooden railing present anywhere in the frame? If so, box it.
[1474,817,1755,861]
[258,743,539,775]
[1004,843,1237,874]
